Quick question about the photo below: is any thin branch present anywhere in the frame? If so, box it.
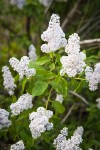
[77,11,100,34]
[26,16,32,41]
[61,0,81,30]
[0,19,23,37]
[80,39,100,47]
[80,20,100,39]
[61,104,75,124]
[45,0,53,14]
[76,0,90,32]
[69,90,89,105]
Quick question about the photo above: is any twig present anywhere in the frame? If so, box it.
[0,18,23,38]
[77,11,100,34]
[80,39,100,47]
[26,16,32,41]
[61,0,81,30]
[69,90,89,105]
[61,104,75,124]
[46,88,53,109]
[76,0,90,32]
[45,0,53,14]
[80,20,100,39]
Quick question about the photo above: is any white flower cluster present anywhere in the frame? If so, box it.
[39,0,53,7]
[2,66,16,95]
[28,44,37,61]
[9,56,36,79]
[55,94,63,103]
[29,107,53,139]
[0,109,12,129]
[41,14,67,53]
[10,0,25,9]
[65,33,80,55]
[10,93,33,116]
[53,126,83,150]
[60,33,86,77]
[96,98,100,109]
[85,63,100,91]
[10,140,25,150]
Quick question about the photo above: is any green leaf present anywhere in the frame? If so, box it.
[49,63,55,71]
[52,101,65,113]
[61,78,68,97]
[50,76,68,97]
[32,80,48,96]
[35,70,55,80]
[22,78,27,91]
[36,56,50,65]
[28,61,45,70]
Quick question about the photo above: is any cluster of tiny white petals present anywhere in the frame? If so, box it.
[60,52,86,77]
[96,98,100,109]
[29,107,53,139]
[65,33,80,54]
[0,109,12,129]
[10,140,25,150]
[53,126,83,150]
[55,94,63,103]
[2,66,16,95]
[85,63,100,91]
[9,56,36,79]
[41,14,67,53]
[60,33,86,77]
[28,44,37,61]
[10,0,25,9]
[39,0,53,7]
[10,93,33,116]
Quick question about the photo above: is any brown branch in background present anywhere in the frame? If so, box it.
[77,11,100,36]
[69,90,89,105]
[0,19,22,37]
[45,0,53,14]
[61,104,75,124]
[61,0,81,31]
[80,20,100,39]
[80,38,100,47]
[26,16,32,41]
[76,0,90,32]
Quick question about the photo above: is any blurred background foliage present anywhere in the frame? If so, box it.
[0,0,100,149]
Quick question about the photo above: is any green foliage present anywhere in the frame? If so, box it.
[0,0,100,150]
[50,75,68,97]
[52,101,65,114]
[32,80,48,96]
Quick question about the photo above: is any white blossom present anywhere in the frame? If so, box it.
[96,98,100,109]
[85,63,100,91]
[39,0,53,7]
[2,66,16,95]
[0,109,12,129]
[55,94,63,103]
[60,33,86,77]
[10,140,25,150]
[53,126,83,150]
[10,0,25,9]
[60,52,86,77]
[28,44,37,61]
[65,33,80,54]
[29,107,53,139]
[9,56,36,79]
[41,14,67,53]
[10,93,33,116]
